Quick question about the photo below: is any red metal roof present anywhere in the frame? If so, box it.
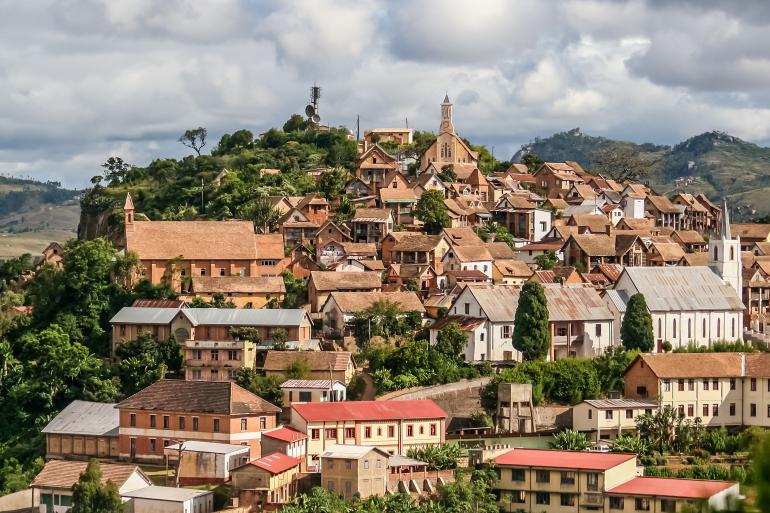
[131,299,186,308]
[607,476,736,499]
[292,400,447,422]
[494,449,636,470]
[245,452,301,475]
[262,426,307,443]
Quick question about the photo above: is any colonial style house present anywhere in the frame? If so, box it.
[732,223,770,251]
[42,400,119,460]
[418,94,479,173]
[350,208,394,243]
[385,264,437,295]
[180,276,285,308]
[439,284,615,362]
[625,352,770,430]
[321,291,425,336]
[532,162,584,198]
[493,448,739,512]
[280,208,319,248]
[646,195,683,230]
[289,400,447,469]
[281,379,347,407]
[386,234,450,270]
[230,452,302,508]
[492,260,533,285]
[561,234,647,269]
[320,445,390,499]
[491,195,552,241]
[116,380,281,462]
[613,266,744,351]
[307,271,382,313]
[744,259,770,333]
[572,398,658,442]
[441,245,494,279]
[672,192,710,232]
[355,144,399,190]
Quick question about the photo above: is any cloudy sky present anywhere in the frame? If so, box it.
[3,0,770,188]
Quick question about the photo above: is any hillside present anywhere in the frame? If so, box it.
[0,176,80,259]
[514,129,770,219]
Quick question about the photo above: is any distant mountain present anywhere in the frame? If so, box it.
[513,129,770,219]
[0,176,80,259]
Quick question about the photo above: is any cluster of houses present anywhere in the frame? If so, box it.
[27,95,765,512]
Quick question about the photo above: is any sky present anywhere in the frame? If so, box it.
[3,0,770,188]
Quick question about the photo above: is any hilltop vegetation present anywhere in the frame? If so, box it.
[515,128,770,218]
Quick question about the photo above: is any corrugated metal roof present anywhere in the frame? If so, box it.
[110,307,181,325]
[583,398,658,409]
[321,444,388,459]
[280,379,344,389]
[122,487,211,501]
[165,441,249,454]
[603,289,628,314]
[183,308,308,327]
[616,267,744,312]
[41,400,119,436]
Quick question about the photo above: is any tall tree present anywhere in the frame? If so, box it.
[512,281,550,360]
[415,189,450,234]
[621,293,654,352]
[178,127,207,156]
[435,322,467,363]
[521,153,543,173]
[101,157,131,186]
[71,460,122,513]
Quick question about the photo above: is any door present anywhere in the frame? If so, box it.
[129,438,136,461]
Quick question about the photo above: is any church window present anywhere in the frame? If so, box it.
[688,319,692,339]
[703,319,707,338]
[732,318,736,338]
[658,318,662,337]
[672,319,677,339]
[714,247,719,260]
[717,318,721,338]
[730,246,735,261]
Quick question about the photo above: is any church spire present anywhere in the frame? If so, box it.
[439,93,454,134]
[721,199,731,239]
[124,192,135,228]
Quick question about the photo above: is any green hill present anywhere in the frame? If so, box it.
[0,176,80,259]
[514,129,770,219]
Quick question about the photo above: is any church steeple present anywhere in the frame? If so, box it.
[709,198,741,299]
[124,192,135,229]
[439,93,454,134]
[721,198,731,240]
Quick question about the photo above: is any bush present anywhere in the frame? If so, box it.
[644,466,673,477]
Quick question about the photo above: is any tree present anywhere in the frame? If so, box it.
[611,433,650,456]
[521,153,543,173]
[512,281,550,360]
[282,271,308,308]
[406,444,462,470]
[179,127,207,156]
[534,250,558,270]
[235,368,283,406]
[101,157,131,186]
[591,145,663,182]
[333,194,356,224]
[591,346,636,394]
[114,333,182,396]
[71,460,122,513]
[415,189,450,234]
[551,429,591,451]
[754,433,770,512]
[271,328,289,350]
[438,164,457,182]
[239,195,281,234]
[434,322,467,363]
[316,168,349,200]
[621,293,654,352]
[282,114,308,133]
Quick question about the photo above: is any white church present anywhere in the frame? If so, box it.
[612,201,745,350]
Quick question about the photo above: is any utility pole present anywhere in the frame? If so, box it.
[405,117,409,129]
[356,115,360,142]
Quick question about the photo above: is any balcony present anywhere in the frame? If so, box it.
[185,359,242,368]
[580,492,603,506]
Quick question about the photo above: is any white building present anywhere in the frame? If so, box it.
[164,441,250,485]
[433,284,615,362]
[123,487,213,513]
[613,266,744,351]
[441,245,494,278]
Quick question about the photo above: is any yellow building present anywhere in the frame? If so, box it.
[572,399,657,443]
[419,94,479,173]
[320,445,390,499]
[180,276,286,308]
[289,400,447,470]
[493,448,740,512]
[230,452,302,508]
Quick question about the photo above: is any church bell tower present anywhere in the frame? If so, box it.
[439,93,454,134]
[709,199,741,298]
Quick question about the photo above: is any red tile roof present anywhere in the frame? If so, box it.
[242,452,301,475]
[262,426,307,443]
[607,476,735,499]
[494,449,635,470]
[292,400,447,422]
[131,299,186,308]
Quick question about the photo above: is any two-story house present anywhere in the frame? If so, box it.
[572,398,658,442]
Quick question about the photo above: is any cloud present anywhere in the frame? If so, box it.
[2,0,770,187]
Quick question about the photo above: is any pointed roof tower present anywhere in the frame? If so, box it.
[124,192,135,211]
[721,199,731,240]
[124,192,135,228]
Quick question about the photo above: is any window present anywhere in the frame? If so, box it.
[311,429,320,440]
[561,471,575,485]
[687,404,694,417]
[150,439,156,452]
[730,378,736,390]
[595,324,602,337]
[678,379,685,391]
[502,325,511,338]
[419,425,424,435]
[717,318,721,338]
[688,379,694,391]
[511,469,525,481]
[406,425,414,437]
[480,332,484,342]
[729,403,736,416]
[200,268,206,276]
[130,414,136,427]
[661,499,676,513]
[767,379,770,393]
[345,428,355,438]
[688,318,692,339]
[179,417,185,430]
[588,409,593,419]
[703,318,707,337]
[703,404,709,417]
[645,409,652,415]
[751,403,757,417]
[376,459,383,469]
[672,318,677,338]
[210,369,218,379]
[535,470,550,483]
[732,318,736,338]
[192,349,202,360]
[703,379,709,391]
[605,410,613,420]
[213,418,220,432]
[259,417,266,430]
[609,497,624,509]
[364,427,371,438]
[713,404,719,416]
[535,492,550,505]
[299,391,312,402]
[149,415,156,428]
[713,379,719,390]
[388,426,395,437]
[767,404,770,418]
[751,378,757,391]
[345,459,352,470]
[327,460,335,470]
[327,481,334,492]
[363,459,369,470]
[626,409,634,419]
[635,497,650,511]
[587,472,599,491]
[658,318,662,337]
[325,428,337,439]
[560,494,576,506]
[241,418,248,431]
[211,350,219,361]
[430,424,437,436]
[464,303,470,315]
[228,350,238,361]
[509,491,525,503]
[678,405,685,417]
[163,416,170,429]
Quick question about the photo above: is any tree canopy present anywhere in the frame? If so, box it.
[415,189,450,234]
[621,293,654,352]
[71,460,122,513]
[512,281,550,360]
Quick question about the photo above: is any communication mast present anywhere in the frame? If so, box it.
[305,83,322,125]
